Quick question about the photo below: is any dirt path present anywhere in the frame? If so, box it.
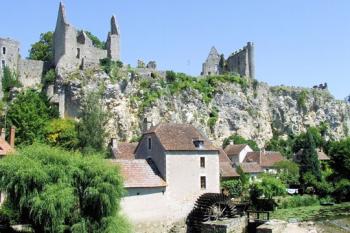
[282,223,318,233]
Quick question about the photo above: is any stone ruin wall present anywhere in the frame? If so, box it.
[18,59,45,88]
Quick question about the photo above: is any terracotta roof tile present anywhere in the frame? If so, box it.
[244,151,285,167]
[109,159,166,188]
[111,142,137,160]
[239,163,263,173]
[224,144,247,156]
[0,138,14,156]
[146,123,217,151]
[218,148,239,178]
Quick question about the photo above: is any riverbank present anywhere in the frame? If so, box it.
[271,202,350,222]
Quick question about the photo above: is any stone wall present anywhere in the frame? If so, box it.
[201,216,248,233]
[226,42,255,79]
[18,59,44,88]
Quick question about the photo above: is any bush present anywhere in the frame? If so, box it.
[278,195,319,209]
[44,118,79,150]
[333,179,350,202]
[2,66,21,101]
[0,144,128,232]
[7,90,58,145]
[208,107,219,131]
[85,31,106,49]
[250,175,286,200]
[221,179,242,197]
[42,68,56,85]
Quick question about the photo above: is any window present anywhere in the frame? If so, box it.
[1,60,5,69]
[2,47,6,55]
[148,137,152,150]
[76,48,80,58]
[200,176,206,189]
[200,157,205,168]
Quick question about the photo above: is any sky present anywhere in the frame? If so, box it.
[0,0,349,99]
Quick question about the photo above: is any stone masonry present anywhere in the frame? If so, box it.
[202,42,255,79]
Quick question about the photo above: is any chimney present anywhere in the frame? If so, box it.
[9,126,15,148]
[143,118,152,133]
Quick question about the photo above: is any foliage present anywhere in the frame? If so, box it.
[0,144,128,232]
[221,179,242,198]
[271,202,350,222]
[222,134,259,151]
[297,130,322,184]
[28,31,53,62]
[328,137,350,180]
[333,179,350,202]
[297,90,308,111]
[100,58,124,83]
[7,90,58,145]
[265,135,294,158]
[2,66,21,101]
[165,70,176,82]
[208,107,219,131]
[85,31,106,49]
[293,127,324,153]
[250,175,286,200]
[277,195,320,209]
[77,92,108,154]
[236,166,249,193]
[43,69,56,85]
[274,160,300,186]
[129,135,141,143]
[44,118,79,150]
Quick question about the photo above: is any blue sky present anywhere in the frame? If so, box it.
[1,1,349,99]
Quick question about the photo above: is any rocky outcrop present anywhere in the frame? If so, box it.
[58,68,350,147]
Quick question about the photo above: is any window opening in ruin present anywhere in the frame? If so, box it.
[2,47,6,55]
[76,48,80,59]
[1,60,5,69]
[148,137,152,150]
[200,176,206,189]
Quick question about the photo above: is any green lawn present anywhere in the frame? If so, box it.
[271,202,350,222]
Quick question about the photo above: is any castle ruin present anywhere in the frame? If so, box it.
[53,2,120,76]
[202,42,255,79]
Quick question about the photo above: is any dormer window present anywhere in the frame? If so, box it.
[148,137,152,150]
[2,47,6,55]
[193,139,204,149]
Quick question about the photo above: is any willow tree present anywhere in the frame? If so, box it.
[0,144,129,233]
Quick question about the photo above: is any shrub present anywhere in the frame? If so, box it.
[208,107,219,131]
[85,31,106,49]
[2,67,21,101]
[278,195,319,209]
[250,175,286,200]
[44,118,79,150]
[0,144,128,232]
[42,68,56,85]
[297,90,308,111]
[333,179,350,202]
[221,179,242,197]
[7,90,58,145]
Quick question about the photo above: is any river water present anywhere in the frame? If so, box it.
[315,216,350,232]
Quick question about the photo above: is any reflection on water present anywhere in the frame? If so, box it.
[316,217,350,233]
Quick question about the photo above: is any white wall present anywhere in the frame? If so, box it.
[238,145,253,163]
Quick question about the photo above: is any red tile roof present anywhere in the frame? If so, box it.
[109,159,166,188]
[218,148,239,178]
[0,138,14,156]
[111,142,137,160]
[238,163,263,174]
[224,144,247,156]
[244,151,285,168]
[295,149,330,161]
[146,123,217,151]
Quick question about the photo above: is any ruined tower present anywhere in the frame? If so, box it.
[0,38,20,72]
[201,46,220,76]
[201,42,255,79]
[106,15,120,61]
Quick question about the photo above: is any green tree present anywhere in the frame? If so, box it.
[223,134,259,151]
[250,175,286,200]
[77,92,108,153]
[0,144,129,232]
[329,137,350,180]
[28,31,53,62]
[274,160,300,186]
[45,118,79,150]
[7,90,58,145]
[293,127,324,153]
[221,179,242,197]
[298,130,321,184]
[265,135,294,158]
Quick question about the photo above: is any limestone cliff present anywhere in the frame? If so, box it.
[57,67,350,147]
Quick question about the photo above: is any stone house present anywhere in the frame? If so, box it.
[243,151,285,174]
[110,123,221,230]
[224,143,253,165]
[294,148,330,162]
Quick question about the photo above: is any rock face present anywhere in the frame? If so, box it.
[58,68,350,147]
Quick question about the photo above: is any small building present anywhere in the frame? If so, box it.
[243,151,285,174]
[224,143,253,164]
[294,148,330,163]
[110,123,220,229]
